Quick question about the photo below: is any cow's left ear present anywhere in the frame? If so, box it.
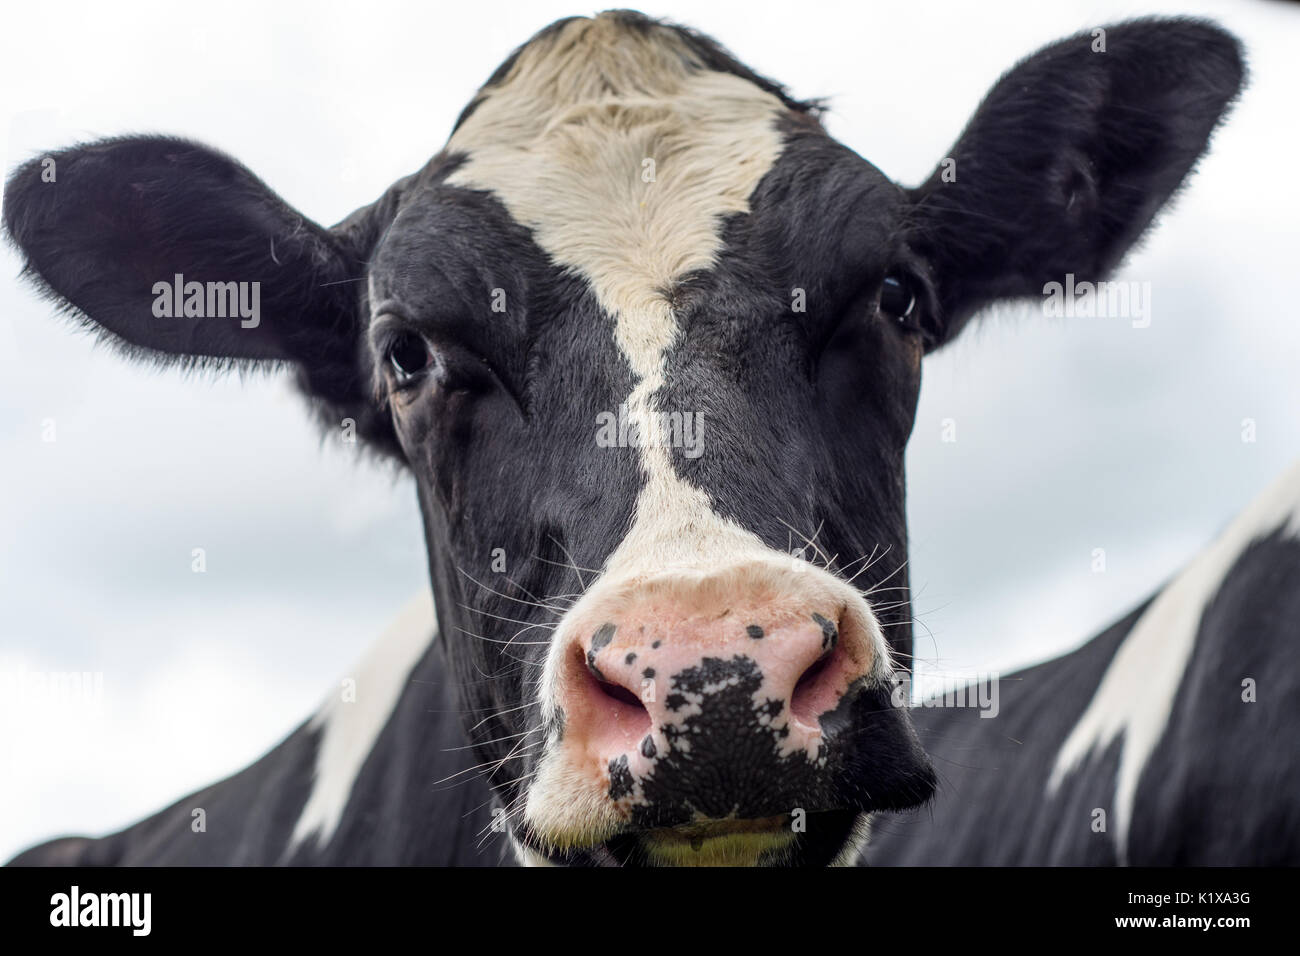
[910,18,1245,351]
[3,135,402,455]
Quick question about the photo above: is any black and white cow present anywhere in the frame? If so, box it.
[868,462,1300,865]
[3,11,1253,866]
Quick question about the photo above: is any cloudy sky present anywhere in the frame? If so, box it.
[2,0,1297,861]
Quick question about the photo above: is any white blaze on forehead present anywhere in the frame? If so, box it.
[1048,461,1300,861]
[444,14,789,577]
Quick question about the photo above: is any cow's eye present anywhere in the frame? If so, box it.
[387,331,433,382]
[880,272,917,322]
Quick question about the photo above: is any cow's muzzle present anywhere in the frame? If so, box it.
[520,558,935,864]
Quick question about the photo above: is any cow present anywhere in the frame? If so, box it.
[3,11,1249,866]
[867,461,1300,866]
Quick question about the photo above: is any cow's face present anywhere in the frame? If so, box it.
[3,11,1242,865]
[366,15,938,865]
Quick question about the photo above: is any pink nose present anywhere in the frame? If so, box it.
[554,582,870,798]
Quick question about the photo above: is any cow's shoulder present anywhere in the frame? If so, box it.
[869,462,1300,866]
[1130,520,1300,863]
[7,716,323,866]
[8,835,116,866]
[1062,464,1300,863]
[8,592,504,866]
[866,602,1143,865]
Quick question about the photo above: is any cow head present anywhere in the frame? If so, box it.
[3,11,1242,865]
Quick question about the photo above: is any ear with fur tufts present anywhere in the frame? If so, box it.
[911,17,1245,350]
[3,135,402,456]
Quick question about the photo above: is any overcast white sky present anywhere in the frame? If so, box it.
[2,0,1297,862]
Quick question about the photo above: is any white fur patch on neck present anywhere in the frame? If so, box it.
[1047,461,1300,860]
[289,589,437,850]
[832,813,872,866]
[513,836,557,867]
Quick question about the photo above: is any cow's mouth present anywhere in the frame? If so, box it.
[555,810,859,867]
[645,815,790,843]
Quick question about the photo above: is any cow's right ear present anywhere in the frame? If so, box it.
[909,18,1245,351]
[3,136,402,455]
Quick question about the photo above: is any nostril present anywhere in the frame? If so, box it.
[590,673,653,745]
[575,643,653,746]
[596,678,644,710]
[790,643,842,729]
[794,652,831,696]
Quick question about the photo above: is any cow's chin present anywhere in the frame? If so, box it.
[519,810,866,867]
[608,820,799,867]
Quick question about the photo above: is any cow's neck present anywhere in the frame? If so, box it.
[283,590,504,863]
